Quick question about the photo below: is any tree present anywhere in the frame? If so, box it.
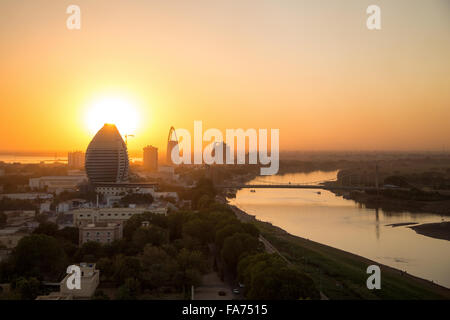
[277,267,319,300]
[173,268,202,296]
[92,289,110,300]
[60,240,78,261]
[57,227,79,245]
[238,253,319,300]
[33,222,58,237]
[35,213,48,224]
[0,258,15,283]
[168,211,184,241]
[176,249,207,274]
[173,248,207,291]
[115,277,141,300]
[11,234,68,281]
[113,255,142,284]
[123,212,168,240]
[140,245,176,289]
[247,266,319,300]
[215,223,243,250]
[120,193,154,206]
[104,239,131,257]
[242,223,259,238]
[14,277,41,300]
[189,177,216,209]
[183,218,214,245]
[197,194,211,209]
[96,257,114,281]
[221,233,259,274]
[33,221,77,259]
[132,225,168,250]
[74,241,104,262]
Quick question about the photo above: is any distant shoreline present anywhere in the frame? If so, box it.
[409,222,450,241]
[337,190,450,216]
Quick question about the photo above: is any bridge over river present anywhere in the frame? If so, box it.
[218,184,381,191]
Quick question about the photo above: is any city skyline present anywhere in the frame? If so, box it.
[1,0,450,305]
[1,0,450,154]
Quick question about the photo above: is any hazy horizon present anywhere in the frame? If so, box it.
[1,148,449,159]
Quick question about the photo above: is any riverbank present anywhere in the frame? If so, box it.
[228,204,450,299]
[409,222,450,241]
[336,190,450,216]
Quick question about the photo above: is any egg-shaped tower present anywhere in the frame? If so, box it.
[85,124,129,184]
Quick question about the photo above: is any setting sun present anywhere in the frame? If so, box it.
[85,95,140,136]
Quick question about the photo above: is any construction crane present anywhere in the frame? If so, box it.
[124,134,135,147]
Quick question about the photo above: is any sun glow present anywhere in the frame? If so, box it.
[85,95,140,136]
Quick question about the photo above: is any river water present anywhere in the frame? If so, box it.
[228,170,450,288]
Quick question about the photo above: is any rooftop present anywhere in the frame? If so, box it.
[94,182,157,187]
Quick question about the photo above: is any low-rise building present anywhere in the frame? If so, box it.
[0,193,52,201]
[179,199,192,209]
[79,222,122,245]
[72,207,166,227]
[0,230,27,249]
[37,263,99,300]
[3,210,35,225]
[148,201,172,215]
[105,195,123,207]
[154,191,179,201]
[57,201,71,213]
[139,166,179,182]
[57,198,89,213]
[29,174,87,194]
[39,201,52,213]
[60,263,99,298]
[158,165,174,175]
[24,221,39,231]
[94,182,157,197]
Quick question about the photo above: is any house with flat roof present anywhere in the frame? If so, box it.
[79,222,122,245]
[94,182,157,197]
[36,263,99,300]
[72,207,167,227]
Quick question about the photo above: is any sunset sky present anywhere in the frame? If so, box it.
[0,0,449,155]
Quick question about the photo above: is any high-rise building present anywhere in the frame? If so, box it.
[143,145,158,172]
[85,124,129,184]
[68,151,85,168]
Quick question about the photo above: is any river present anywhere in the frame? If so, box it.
[228,170,450,288]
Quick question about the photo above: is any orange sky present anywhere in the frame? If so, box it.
[0,0,449,155]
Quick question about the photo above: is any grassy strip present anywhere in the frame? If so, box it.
[252,219,450,300]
